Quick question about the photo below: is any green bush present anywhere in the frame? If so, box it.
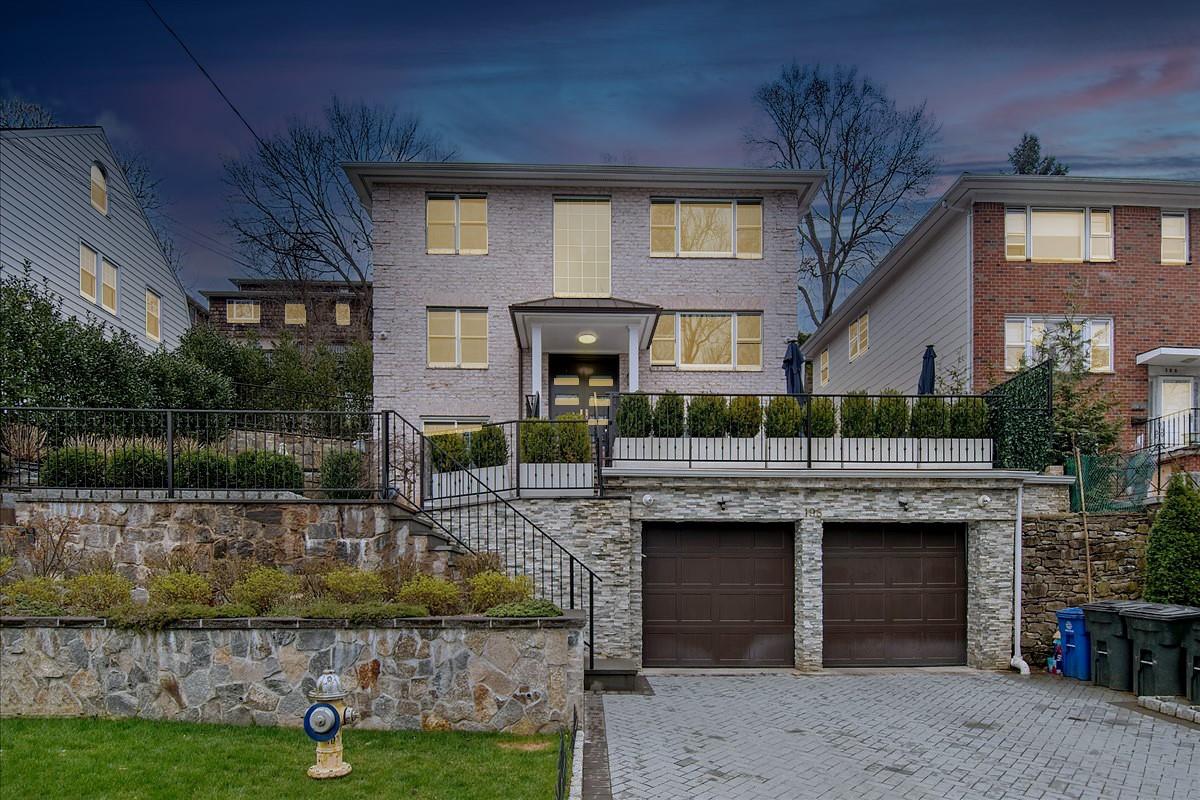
[320,450,368,499]
[687,396,729,437]
[149,571,213,606]
[466,571,534,613]
[267,600,428,623]
[840,393,876,438]
[430,432,469,472]
[1144,475,1200,606]
[64,573,133,614]
[107,602,256,631]
[484,599,563,618]
[910,397,950,437]
[468,426,509,469]
[615,393,653,437]
[764,396,804,438]
[0,577,64,615]
[229,567,301,614]
[652,391,686,437]
[107,445,167,488]
[949,397,990,438]
[141,349,234,412]
[232,450,303,491]
[321,567,387,603]
[519,421,558,464]
[875,391,911,437]
[807,397,837,437]
[557,413,592,462]
[728,396,763,438]
[396,574,462,615]
[174,449,233,489]
[41,447,107,487]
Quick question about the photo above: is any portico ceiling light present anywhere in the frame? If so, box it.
[577,331,598,345]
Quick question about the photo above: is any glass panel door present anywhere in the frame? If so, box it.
[548,355,618,424]
[1155,378,1196,449]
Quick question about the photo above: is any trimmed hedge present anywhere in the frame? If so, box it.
[615,393,653,437]
[107,445,167,488]
[321,567,387,603]
[807,397,837,437]
[728,396,763,438]
[321,449,369,499]
[652,392,686,437]
[764,396,803,438]
[910,397,950,437]
[174,449,233,488]
[232,450,303,491]
[840,393,876,438]
[875,391,910,437]
[687,396,729,437]
[557,413,592,463]
[64,573,133,614]
[149,572,213,606]
[229,567,301,614]
[466,571,534,613]
[484,598,563,618]
[519,421,558,464]
[396,574,462,616]
[468,425,509,469]
[1144,475,1200,606]
[430,432,469,472]
[41,447,107,487]
[950,397,989,438]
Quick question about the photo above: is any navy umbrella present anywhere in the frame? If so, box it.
[917,345,937,395]
[783,340,805,394]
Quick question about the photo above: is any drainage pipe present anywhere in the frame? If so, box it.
[1010,483,1031,675]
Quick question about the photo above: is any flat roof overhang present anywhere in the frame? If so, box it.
[509,297,661,353]
[1136,347,1200,367]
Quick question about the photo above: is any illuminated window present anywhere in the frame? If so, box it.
[1162,211,1188,264]
[335,302,351,326]
[1089,209,1113,261]
[657,312,762,371]
[227,300,261,324]
[284,303,307,325]
[426,195,487,255]
[819,350,830,387]
[90,162,108,214]
[100,259,118,314]
[1007,208,1114,262]
[423,419,486,435]
[848,312,869,361]
[553,199,611,297]
[427,308,488,368]
[79,243,98,301]
[649,199,762,258]
[651,314,676,365]
[1005,316,1112,373]
[145,290,160,341]
[1005,209,1027,260]
[1031,210,1084,262]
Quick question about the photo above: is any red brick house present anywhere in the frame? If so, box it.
[801,175,1200,454]
[199,278,371,350]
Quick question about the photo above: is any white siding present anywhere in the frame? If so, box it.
[815,216,972,394]
[0,128,190,350]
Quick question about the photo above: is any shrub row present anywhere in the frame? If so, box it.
[429,425,509,472]
[519,414,592,464]
[39,446,306,491]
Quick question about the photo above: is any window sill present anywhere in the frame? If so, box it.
[649,253,762,260]
[425,251,489,256]
[426,365,489,371]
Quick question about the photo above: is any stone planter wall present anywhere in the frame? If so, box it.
[1021,511,1151,665]
[0,615,583,734]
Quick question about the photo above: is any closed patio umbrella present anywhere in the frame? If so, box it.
[784,340,805,394]
[917,345,937,395]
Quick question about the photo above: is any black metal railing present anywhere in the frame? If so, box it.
[1144,408,1199,450]
[555,707,580,800]
[602,391,997,468]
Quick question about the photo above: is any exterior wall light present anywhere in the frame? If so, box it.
[577,331,597,345]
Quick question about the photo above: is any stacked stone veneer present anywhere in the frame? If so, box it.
[0,616,583,733]
[1021,512,1150,665]
[6,500,448,582]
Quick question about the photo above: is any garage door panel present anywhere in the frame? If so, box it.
[643,556,677,586]
[643,523,794,668]
[823,523,966,667]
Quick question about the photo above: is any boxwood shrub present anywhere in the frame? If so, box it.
[41,447,107,487]
[910,397,950,437]
[232,450,303,491]
[320,449,368,499]
[430,432,469,472]
[229,567,301,614]
[949,397,989,438]
[652,391,686,437]
[840,393,876,438]
[174,448,233,489]
[687,396,729,437]
[64,572,133,614]
[519,420,558,464]
[468,425,509,469]
[615,392,652,437]
[557,413,592,463]
[466,570,534,613]
[321,567,387,603]
[149,571,213,606]
[874,391,911,437]
[396,574,462,615]
[484,598,563,618]
[107,445,167,488]
[728,396,763,438]
[807,397,837,437]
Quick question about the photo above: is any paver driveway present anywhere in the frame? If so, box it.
[601,672,1200,800]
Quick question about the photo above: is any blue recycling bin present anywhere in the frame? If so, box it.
[1057,607,1091,681]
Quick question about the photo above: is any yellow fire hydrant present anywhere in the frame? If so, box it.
[302,669,357,779]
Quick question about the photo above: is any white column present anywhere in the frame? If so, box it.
[531,324,544,417]
[627,324,640,393]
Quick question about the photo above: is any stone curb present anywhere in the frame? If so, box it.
[1138,695,1200,724]
[0,611,585,630]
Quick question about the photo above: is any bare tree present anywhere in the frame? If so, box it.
[225,97,455,319]
[0,97,56,128]
[748,64,940,328]
[113,148,181,274]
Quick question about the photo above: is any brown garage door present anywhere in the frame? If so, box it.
[823,523,967,667]
[643,522,794,668]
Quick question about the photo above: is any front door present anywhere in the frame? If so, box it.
[548,355,618,423]
[1156,378,1196,447]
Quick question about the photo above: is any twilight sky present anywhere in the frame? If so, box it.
[4,0,1199,298]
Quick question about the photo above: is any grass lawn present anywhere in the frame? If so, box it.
[0,717,562,799]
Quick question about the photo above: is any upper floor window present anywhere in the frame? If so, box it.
[1162,211,1188,264]
[100,259,118,314]
[79,243,98,302]
[848,312,869,361]
[819,349,830,387]
[650,311,762,371]
[427,307,488,369]
[1004,316,1112,373]
[649,199,762,258]
[335,302,351,327]
[1004,207,1114,263]
[145,290,161,342]
[553,198,611,298]
[284,303,307,326]
[89,162,108,214]
[227,300,261,324]
[426,195,487,255]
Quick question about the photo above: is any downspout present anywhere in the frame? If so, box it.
[1010,482,1031,675]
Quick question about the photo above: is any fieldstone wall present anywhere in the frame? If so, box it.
[1021,511,1151,664]
[0,616,583,733]
[6,499,448,582]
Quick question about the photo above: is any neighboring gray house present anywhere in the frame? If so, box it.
[0,126,190,350]
[343,162,823,431]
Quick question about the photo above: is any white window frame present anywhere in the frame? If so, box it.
[848,311,869,361]
[426,307,488,369]
[89,162,108,215]
[1003,316,1114,373]
[1005,207,1115,263]
[99,258,119,315]
[426,194,488,255]
[79,242,98,302]
[649,198,763,259]
[1161,210,1189,265]
[553,197,612,298]
[655,311,762,372]
[145,289,161,342]
[422,417,488,435]
[819,349,830,387]
[227,299,261,324]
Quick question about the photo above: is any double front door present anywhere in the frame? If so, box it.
[548,355,617,424]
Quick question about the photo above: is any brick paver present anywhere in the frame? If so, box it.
[602,672,1200,800]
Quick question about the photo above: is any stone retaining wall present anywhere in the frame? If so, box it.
[1021,512,1150,665]
[0,615,583,733]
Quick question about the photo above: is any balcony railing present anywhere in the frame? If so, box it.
[1144,408,1200,450]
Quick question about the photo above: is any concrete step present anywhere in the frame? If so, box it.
[586,658,640,692]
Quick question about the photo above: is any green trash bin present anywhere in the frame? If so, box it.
[1081,600,1149,692]
[1120,604,1200,698]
